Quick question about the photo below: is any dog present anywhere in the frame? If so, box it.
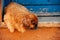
[4,2,38,33]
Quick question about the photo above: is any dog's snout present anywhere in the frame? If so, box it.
[30,24,38,30]
[30,25,34,29]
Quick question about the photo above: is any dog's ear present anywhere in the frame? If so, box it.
[29,13,38,23]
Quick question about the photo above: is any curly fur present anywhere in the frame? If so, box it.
[4,2,38,33]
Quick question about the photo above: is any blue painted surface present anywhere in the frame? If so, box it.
[3,0,60,13]
[3,0,11,8]
[11,0,60,4]
[2,0,60,22]
[26,6,60,13]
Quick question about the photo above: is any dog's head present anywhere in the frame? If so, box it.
[23,13,38,29]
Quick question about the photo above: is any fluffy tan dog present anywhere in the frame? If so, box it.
[4,2,38,33]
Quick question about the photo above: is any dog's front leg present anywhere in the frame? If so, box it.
[5,21,14,32]
[15,24,25,33]
[19,24,26,33]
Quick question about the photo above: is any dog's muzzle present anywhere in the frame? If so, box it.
[30,24,38,30]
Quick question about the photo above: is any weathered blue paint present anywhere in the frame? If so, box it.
[3,0,60,13]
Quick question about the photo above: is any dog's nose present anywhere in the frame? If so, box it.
[30,24,38,30]
[30,25,34,29]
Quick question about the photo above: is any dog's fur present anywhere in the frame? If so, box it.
[4,2,38,33]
